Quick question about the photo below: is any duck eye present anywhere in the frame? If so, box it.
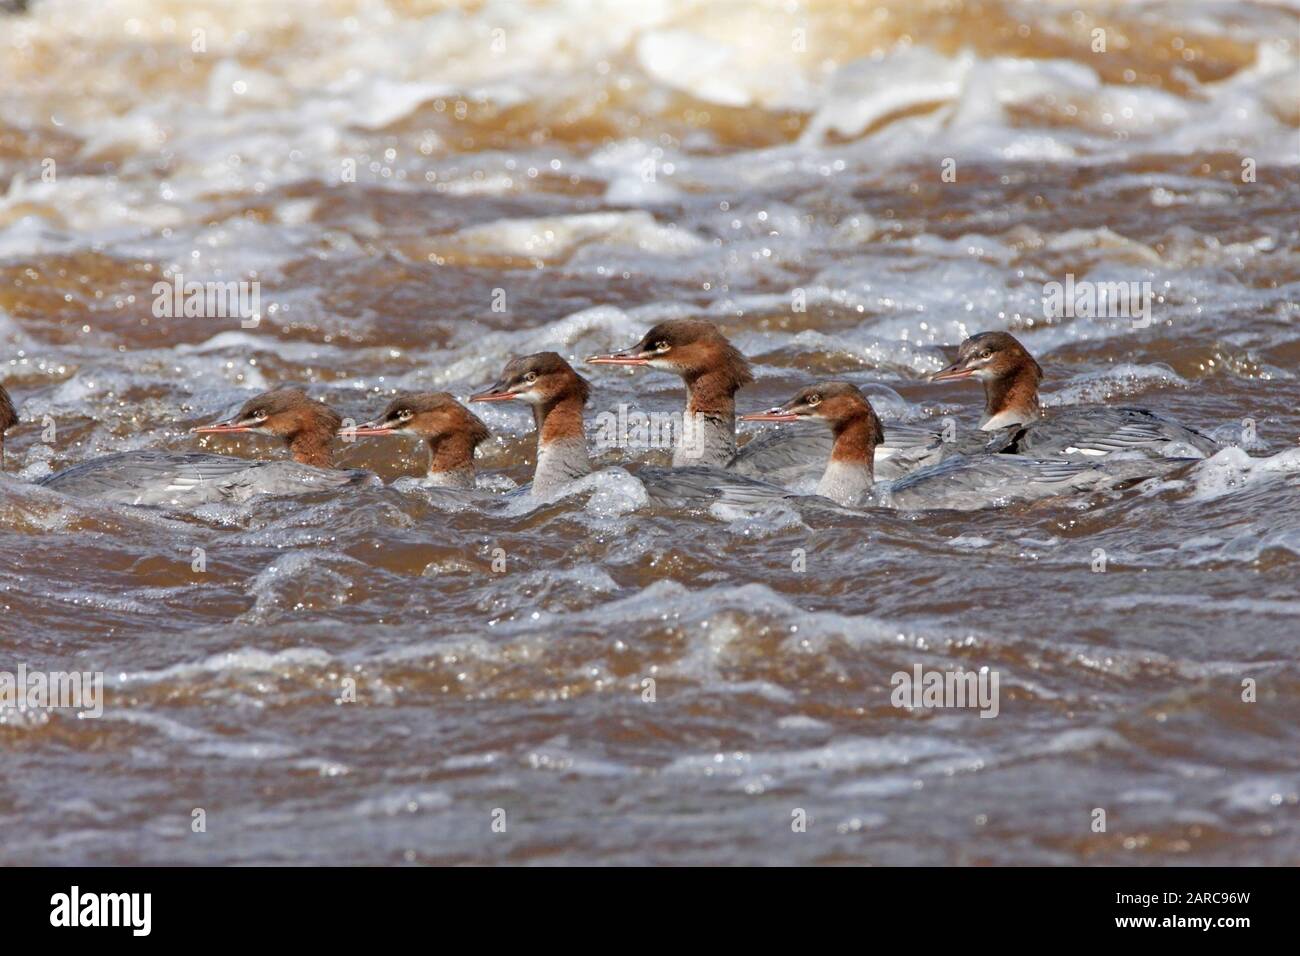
[397,409,413,421]
[980,349,993,359]
[251,409,268,421]
[523,371,538,383]
[654,340,670,352]
[807,394,821,406]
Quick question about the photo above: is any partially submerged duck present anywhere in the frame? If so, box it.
[38,388,365,506]
[745,380,1171,511]
[741,382,883,508]
[932,331,1220,459]
[353,392,490,489]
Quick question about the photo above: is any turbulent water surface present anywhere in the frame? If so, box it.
[1,0,1298,865]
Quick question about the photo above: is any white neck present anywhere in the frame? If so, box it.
[426,465,475,489]
[673,410,735,468]
[816,460,873,507]
[981,407,1036,431]
[533,436,590,496]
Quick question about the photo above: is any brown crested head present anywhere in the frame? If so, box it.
[471,351,590,408]
[192,388,342,467]
[354,392,490,448]
[195,387,343,440]
[586,319,753,391]
[743,380,884,442]
[931,331,1043,386]
[0,383,15,435]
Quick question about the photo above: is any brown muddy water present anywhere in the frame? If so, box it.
[1,0,1298,865]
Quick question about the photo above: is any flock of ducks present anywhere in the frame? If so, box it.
[0,323,1220,511]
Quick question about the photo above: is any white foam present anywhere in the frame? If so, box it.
[113,646,335,686]
[447,211,706,260]
[1189,446,1300,501]
[1044,364,1190,408]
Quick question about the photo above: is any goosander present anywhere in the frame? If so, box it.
[0,382,15,470]
[585,319,969,484]
[353,392,490,489]
[472,351,791,507]
[745,380,1178,511]
[471,352,594,496]
[740,382,883,507]
[39,388,364,506]
[586,319,753,468]
[932,331,1219,459]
